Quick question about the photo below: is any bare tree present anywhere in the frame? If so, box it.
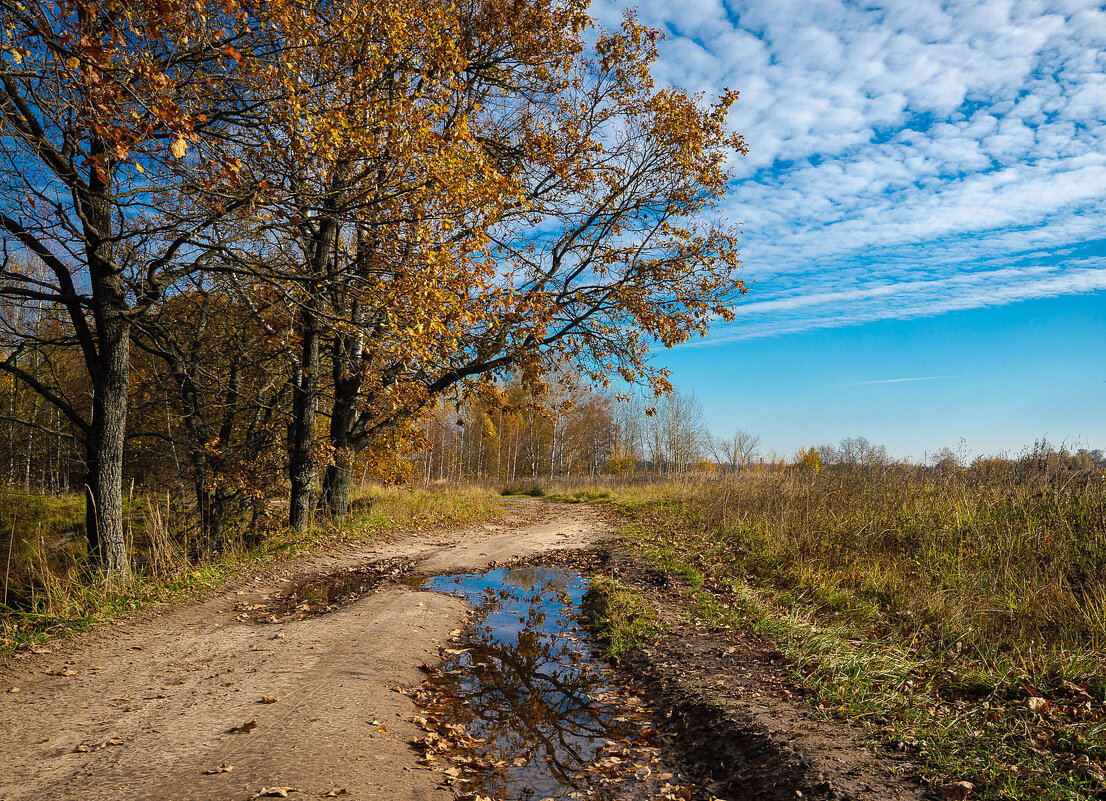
[707,430,760,472]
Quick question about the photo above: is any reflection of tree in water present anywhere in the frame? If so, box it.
[424,567,672,800]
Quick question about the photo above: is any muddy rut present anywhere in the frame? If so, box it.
[0,504,607,801]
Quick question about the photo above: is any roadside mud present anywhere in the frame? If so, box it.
[592,551,934,801]
[233,557,416,623]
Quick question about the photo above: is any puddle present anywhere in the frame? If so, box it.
[234,557,414,623]
[412,565,717,800]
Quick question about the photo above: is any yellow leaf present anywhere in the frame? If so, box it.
[170,137,188,159]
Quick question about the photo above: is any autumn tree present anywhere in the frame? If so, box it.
[0,0,261,576]
[412,375,623,483]
[0,273,83,491]
[318,12,747,513]
[129,276,291,549]
[194,0,594,527]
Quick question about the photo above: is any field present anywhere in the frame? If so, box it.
[581,462,1106,800]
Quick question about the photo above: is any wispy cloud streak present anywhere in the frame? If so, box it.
[833,376,957,388]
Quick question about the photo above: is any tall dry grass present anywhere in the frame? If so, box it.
[0,483,500,652]
[620,463,1106,680]
[606,462,1106,799]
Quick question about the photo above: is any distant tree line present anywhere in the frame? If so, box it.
[412,378,763,482]
[415,391,1106,484]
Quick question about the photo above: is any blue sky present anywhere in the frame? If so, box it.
[591,0,1106,460]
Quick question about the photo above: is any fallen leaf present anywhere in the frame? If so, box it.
[203,763,234,774]
[939,781,974,801]
[228,718,258,734]
[253,788,295,798]
[74,738,123,752]
[322,790,348,797]
[43,667,76,676]
[7,686,18,693]
[1058,680,1092,700]
[259,696,282,704]
[1027,697,1050,715]
[418,663,439,675]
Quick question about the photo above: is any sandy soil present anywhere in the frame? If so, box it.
[0,503,609,801]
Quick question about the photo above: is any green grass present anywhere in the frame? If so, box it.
[501,483,547,497]
[585,574,662,659]
[0,484,500,656]
[596,465,1106,800]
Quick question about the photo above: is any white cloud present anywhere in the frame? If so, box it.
[699,264,1106,341]
[590,0,1106,337]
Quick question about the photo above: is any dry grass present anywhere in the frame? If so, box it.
[0,483,500,654]
[598,463,1106,800]
[343,483,502,535]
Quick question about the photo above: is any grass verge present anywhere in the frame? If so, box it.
[0,483,500,656]
[595,467,1106,801]
[585,574,661,659]
[500,483,547,497]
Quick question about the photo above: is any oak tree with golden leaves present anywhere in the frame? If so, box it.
[0,0,266,576]
[314,12,747,516]
[0,0,748,562]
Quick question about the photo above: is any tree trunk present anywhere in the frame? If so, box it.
[288,302,321,531]
[84,308,131,579]
[82,133,131,580]
[319,386,356,520]
[319,401,355,520]
[319,327,362,519]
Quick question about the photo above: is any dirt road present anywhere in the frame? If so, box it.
[0,503,608,801]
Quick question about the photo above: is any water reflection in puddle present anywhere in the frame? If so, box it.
[417,566,711,801]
